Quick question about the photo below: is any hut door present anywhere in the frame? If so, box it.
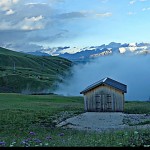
[95,94,112,112]
[106,94,112,111]
[95,94,105,112]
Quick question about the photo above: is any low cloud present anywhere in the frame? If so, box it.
[58,11,112,19]
[127,12,136,15]
[142,7,150,11]
[21,15,44,31]
[95,12,112,17]
[55,54,150,101]
[139,0,147,2]
[5,9,15,15]
[129,0,137,4]
[0,15,44,31]
[0,0,19,11]
[58,12,86,19]
[130,0,148,5]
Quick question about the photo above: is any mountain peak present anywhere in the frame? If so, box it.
[23,42,150,62]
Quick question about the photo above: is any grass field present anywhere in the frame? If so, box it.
[0,93,150,147]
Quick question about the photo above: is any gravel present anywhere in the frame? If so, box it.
[56,112,150,132]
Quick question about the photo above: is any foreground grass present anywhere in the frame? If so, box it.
[0,93,150,147]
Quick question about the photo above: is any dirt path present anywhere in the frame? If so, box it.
[56,112,150,132]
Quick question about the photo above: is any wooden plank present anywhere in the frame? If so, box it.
[84,97,87,112]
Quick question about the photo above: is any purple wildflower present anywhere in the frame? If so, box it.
[26,138,31,141]
[20,140,30,147]
[29,131,36,136]
[59,133,64,136]
[34,139,42,143]
[21,138,31,145]
[21,140,28,145]
[0,141,6,146]
[46,136,52,140]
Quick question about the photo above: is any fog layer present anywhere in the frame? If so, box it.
[55,54,150,101]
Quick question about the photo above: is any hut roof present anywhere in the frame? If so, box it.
[80,77,127,94]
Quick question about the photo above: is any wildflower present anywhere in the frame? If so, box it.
[33,139,42,144]
[0,141,6,146]
[59,133,64,136]
[29,131,36,136]
[144,145,150,147]
[46,136,52,140]
[9,141,16,147]
[11,141,16,144]
[27,138,31,141]
[21,141,26,145]
[25,144,30,147]
[134,131,138,134]
[21,139,29,145]
[39,143,43,146]
[44,143,49,146]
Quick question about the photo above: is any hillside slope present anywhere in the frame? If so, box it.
[0,47,73,93]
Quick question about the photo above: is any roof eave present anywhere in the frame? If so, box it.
[80,83,103,94]
[80,83,127,94]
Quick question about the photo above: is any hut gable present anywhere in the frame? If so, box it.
[80,77,127,112]
[80,77,127,94]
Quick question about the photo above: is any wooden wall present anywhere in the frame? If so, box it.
[83,84,124,112]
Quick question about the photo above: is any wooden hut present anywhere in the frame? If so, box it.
[80,77,127,112]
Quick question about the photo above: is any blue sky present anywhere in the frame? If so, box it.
[0,0,150,51]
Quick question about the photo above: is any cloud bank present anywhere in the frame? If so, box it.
[55,54,150,101]
[0,0,113,52]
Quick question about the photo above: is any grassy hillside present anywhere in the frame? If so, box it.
[0,93,150,147]
[0,47,73,93]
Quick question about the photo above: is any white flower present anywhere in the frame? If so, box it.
[134,131,138,134]
[40,143,43,146]
[144,145,150,147]
[44,143,49,146]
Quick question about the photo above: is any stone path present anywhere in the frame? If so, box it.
[56,112,150,132]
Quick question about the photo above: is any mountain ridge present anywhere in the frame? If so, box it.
[40,42,150,61]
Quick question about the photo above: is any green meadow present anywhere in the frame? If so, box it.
[0,93,150,147]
